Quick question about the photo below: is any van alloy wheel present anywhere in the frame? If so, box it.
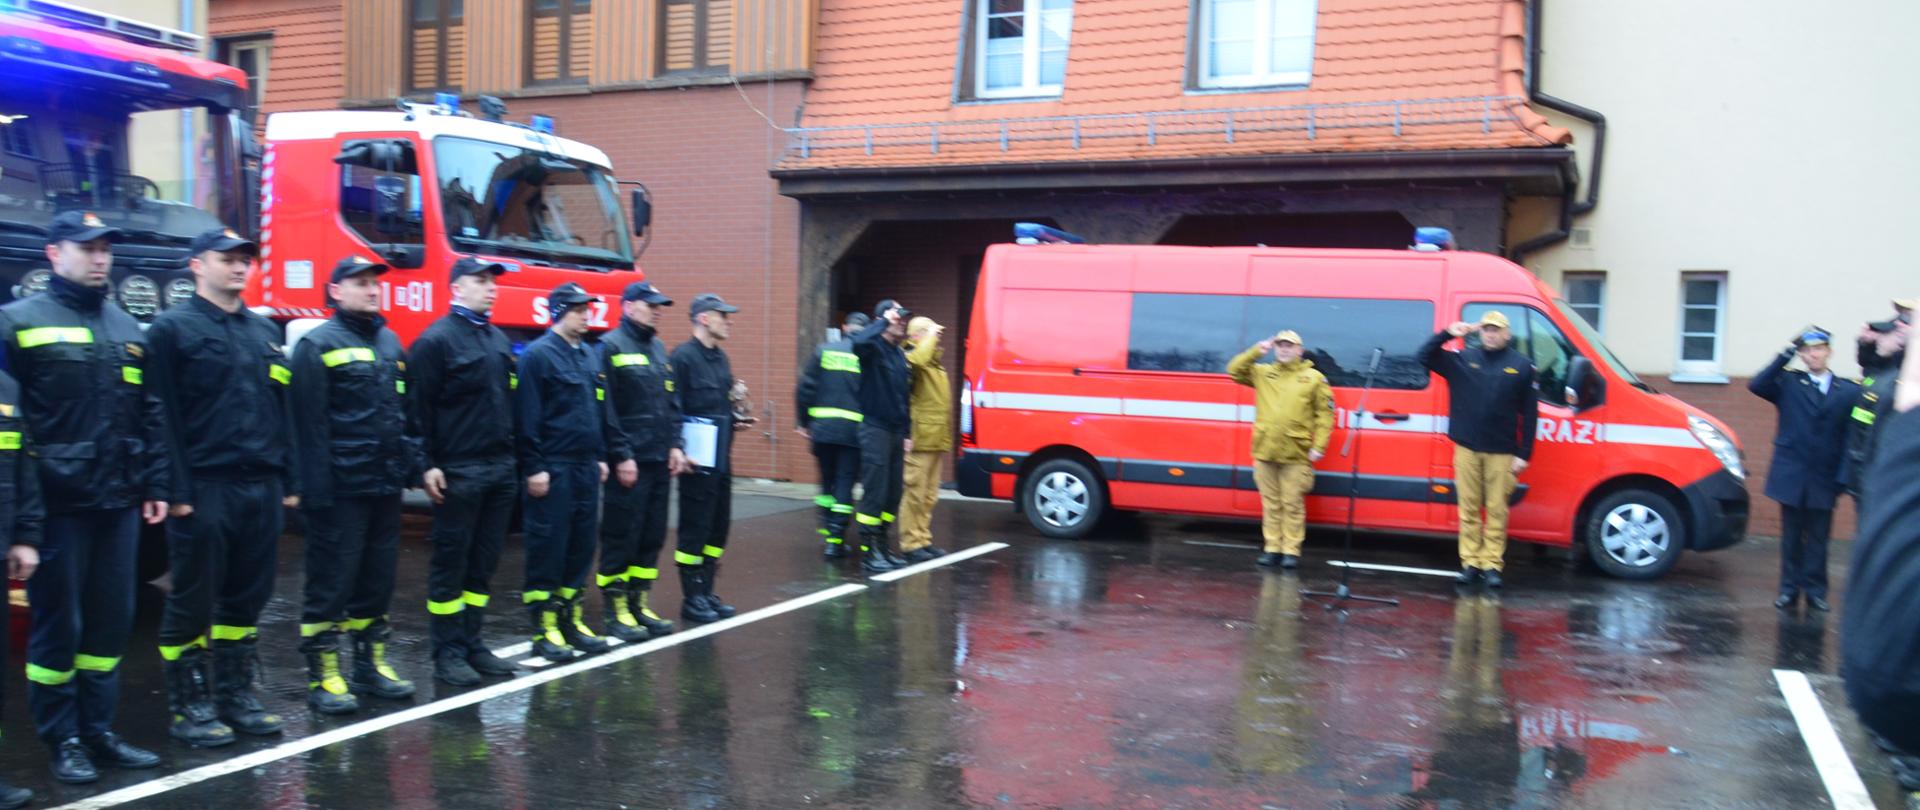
[1023,458,1107,539]
[1583,488,1685,580]
[1034,471,1089,528]
[1599,503,1671,568]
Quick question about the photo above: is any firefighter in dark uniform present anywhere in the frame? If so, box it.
[851,301,912,574]
[1843,311,1909,503]
[795,312,868,559]
[599,281,688,641]
[148,227,296,746]
[516,283,616,661]
[0,211,167,783]
[671,294,753,622]
[1750,328,1861,612]
[0,366,46,809]
[1418,310,1539,589]
[408,258,523,686]
[291,255,424,713]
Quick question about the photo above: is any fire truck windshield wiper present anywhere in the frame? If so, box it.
[452,236,624,271]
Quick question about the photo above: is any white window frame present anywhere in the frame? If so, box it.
[222,38,271,112]
[1673,271,1728,383]
[973,0,1071,100]
[1562,271,1606,334]
[1195,0,1317,90]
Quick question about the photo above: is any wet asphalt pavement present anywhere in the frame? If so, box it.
[1,486,1911,809]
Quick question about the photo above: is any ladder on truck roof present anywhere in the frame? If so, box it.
[1,0,204,53]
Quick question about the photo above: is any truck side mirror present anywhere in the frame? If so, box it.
[630,188,651,235]
[1566,356,1605,410]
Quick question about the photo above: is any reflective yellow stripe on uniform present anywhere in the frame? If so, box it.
[523,590,552,604]
[703,545,724,558]
[74,654,119,672]
[628,566,658,580]
[856,513,883,526]
[269,364,291,384]
[342,617,376,632]
[881,512,895,524]
[462,591,490,607]
[427,598,464,615]
[830,504,854,514]
[611,353,649,367]
[158,636,207,661]
[813,494,835,508]
[558,587,579,600]
[299,621,338,637]
[674,550,704,566]
[596,572,626,587]
[210,624,254,642]
[122,366,142,385]
[596,387,605,401]
[1853,406,1877,425]
[820,351,859,373]
[808,407,863,422]
[0,432,19,450]
[17,326,93,348]
[25,664,74,685]
[509,372,518,390]
[321,347,375,367]
[396,380,406,394]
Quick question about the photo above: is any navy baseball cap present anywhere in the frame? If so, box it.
[622,281,672,305]
[331,255,390,283]
[689,293,738,317]
[45,211,119,245]
[449,257,508,284]
[187,226,257,257]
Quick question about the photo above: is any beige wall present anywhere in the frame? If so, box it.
[1520,0,1920,380]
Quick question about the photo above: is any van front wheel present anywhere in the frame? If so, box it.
[1023,459,1106,539]
[1583,489,1685,580]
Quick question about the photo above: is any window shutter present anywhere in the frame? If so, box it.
[664,1,696,72]
[707,0,732,69]
[570,10,593,79]
[445,21,466,87]
[412,26,440,89]
[532,14,562,82]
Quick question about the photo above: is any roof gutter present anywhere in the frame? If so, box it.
[1509,0,1608,263]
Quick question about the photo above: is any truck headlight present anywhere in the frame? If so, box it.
[1688,414,1745,481]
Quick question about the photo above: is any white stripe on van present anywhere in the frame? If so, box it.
[977,390,1705,450]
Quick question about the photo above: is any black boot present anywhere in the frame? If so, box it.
[164,647,235,748]
[529,599,574,662]
[602,586,650,643]
[561,596,613,654]
[432,613,481,686]
[50,738,97,784]
[301,630,360,715]
[879,532,910,567]
[0,777,30,809]
[630,584,674,636]
[212,638,284,735]
[703,562,737,619]
[861,527,897,574]
[464,606,519,676]
[80,733,159,769]
[679,566,720,623]
[349,622,416,699]
[823,535,847,559]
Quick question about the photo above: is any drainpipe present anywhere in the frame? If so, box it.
[1508,0,1607,264]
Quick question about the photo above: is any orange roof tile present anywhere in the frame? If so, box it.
[782,0,1570,171]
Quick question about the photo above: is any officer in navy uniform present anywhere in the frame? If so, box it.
[795,312,868,559]
[0,211,168,783]
[598,281,688,641]
[1749,327,1860,612]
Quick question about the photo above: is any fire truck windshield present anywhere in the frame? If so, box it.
[434,136,633,269]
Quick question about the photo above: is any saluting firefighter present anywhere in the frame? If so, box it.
[1750,328,1860,612]
[147,227,297,746]
[851,301,912,574]
[795,312,868,558]
[1419,311,1539,589]
[407,258,524,686]
[0,362,46,809]
[291,255,425,713]
[671,294,752,622]
[898,316,953,562]
[515,283,617,660]
[0,211,167,783]
[1227,330,1333,569]
[598,281,689,641]
[1843,306,1910,505]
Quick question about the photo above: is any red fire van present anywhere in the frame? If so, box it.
[955,227,1750,579]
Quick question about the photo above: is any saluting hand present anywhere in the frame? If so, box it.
[616,459,638,488]
[143,500,168,525]
[7,544,38,581]
[527,471,551,499]
[423,468,448,504]
[1255,338,1274,353]
[1896,333,1920,414]
[1447,321,1474,338]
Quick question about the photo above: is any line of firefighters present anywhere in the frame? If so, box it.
[0,210,954,803]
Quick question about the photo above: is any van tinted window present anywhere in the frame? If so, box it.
[1126,293,1434,389]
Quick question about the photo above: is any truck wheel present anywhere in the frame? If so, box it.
[1583,489,1686,580]
[1022,458,1106,539]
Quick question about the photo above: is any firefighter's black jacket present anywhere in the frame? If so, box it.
[601,318,682,464]
[670,337,739,475]
[290,310,420,507]
[407,309,517,469]
[515,329,613,477]
[1418,329,1540,460]
[1842,406,1920,752]
[0,370,44,549]
[795,337,862,447]
[850,318,909,434]
[148,294,295,503]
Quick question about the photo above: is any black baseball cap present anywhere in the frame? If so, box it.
[689,293,738,318]
[622,281,672,305]
[330,255,390,283]
[548,282,597,312]
[449,257,508,284]
[187,226,257,257]
[45,210,119,245]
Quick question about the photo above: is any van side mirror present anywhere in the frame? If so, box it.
[1566,356,1605,410]
[630,188,651,235]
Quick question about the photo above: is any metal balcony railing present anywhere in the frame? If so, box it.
[784,95,1531,161]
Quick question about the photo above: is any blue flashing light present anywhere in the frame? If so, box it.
[433,92,460,115]
[1412,226,1456,251]
[1013,222,1084,245]
[529,115,555,134]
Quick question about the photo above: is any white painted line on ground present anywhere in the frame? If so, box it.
[1773,669,1876,810]
[1183,540,1262,551]
[1328,560,1460,578]
[48,582,871,810]
[868,542,1010,582]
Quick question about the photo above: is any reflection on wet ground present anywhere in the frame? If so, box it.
[1,495,1908,809]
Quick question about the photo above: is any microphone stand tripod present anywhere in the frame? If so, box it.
[1303,347,1400,612]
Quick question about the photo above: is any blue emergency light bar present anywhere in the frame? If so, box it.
[530,115,555,134]
[1411,227,1455,251]
[1013,222,1084,245]
[433,92,459,115]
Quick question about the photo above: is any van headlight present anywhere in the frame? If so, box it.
[1688,414,1745,480]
